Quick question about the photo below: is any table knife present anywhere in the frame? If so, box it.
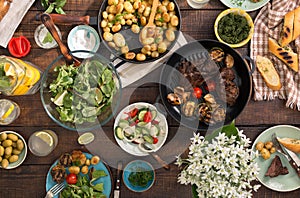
[114,161,123,198]
[272,134,300,177]
[281,146,300,167]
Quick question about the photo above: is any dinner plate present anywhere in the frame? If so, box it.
[46,153,112,198]
[113,102,168,156]
[251,125,300,192]
[219,0,270,12]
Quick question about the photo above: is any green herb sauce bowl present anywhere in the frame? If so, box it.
[214,8,254,48]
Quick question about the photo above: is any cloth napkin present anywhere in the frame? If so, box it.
[0,0,35,48]
[250,0,300,110]
[115,32,187,88]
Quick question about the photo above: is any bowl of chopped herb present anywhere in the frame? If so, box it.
[123,160,155,193]
[214,8,254,48]
[40,50,122,132]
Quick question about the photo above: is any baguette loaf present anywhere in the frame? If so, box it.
[277,137,300,154]
[256,55,281,90]
[268,38,298,72]
[293,7,300,40]
[280,10,294,47]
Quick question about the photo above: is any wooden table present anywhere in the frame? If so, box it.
[0,0,300,197]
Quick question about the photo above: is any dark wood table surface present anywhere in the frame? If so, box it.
[1,0,300,197]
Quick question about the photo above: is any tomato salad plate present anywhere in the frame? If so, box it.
[251,125,300,192]
[219,0,270,12]
[46,152,112,198]
[114,102,168,156]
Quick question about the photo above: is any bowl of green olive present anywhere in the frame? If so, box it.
[214,8,254,48]
[0,131,27,169]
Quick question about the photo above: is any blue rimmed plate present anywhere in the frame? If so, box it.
[46,152,112,198]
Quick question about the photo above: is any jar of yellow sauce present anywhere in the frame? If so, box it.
[0,56,42,95]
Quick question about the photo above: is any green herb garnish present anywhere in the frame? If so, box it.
[42,32,54,44]
[128,167,153,187]
[60,170,107,198]
[41,0,67,14]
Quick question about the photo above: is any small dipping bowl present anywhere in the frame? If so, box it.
[123,160,155,192]
[67,25,100,59]
[34,24,62,49]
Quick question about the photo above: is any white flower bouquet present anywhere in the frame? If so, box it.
[176,123,261,198]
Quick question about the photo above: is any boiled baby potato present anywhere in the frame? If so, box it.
[7,134,18,142]
[0,133,7,141]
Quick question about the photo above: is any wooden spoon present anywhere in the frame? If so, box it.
[139,0,159,44]
[41,13,81,66]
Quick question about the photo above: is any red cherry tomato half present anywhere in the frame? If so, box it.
[193,87,202,99]
[66,173,77,184]
[153,137,158,144]
[8,36,31,58]
[128,108,138,118]
[205,81,216,91]
[143,111,152,123]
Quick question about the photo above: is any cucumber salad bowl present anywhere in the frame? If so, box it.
[40,50,122,132]
[114,102,168,156]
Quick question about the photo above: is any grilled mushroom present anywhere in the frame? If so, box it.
[182,101,196,117]
[59,153,72,167]
[213,107,226,122]
[225,54,234,68]
[51,164,66,183]
[167,93,182,105]
[198,103,213,124]
[210,48,225,62]
[174,86,191,103]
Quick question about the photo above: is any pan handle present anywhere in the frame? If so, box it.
[242,56,256,74]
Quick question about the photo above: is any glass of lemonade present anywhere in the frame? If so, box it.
[187,0,210,9]
[28,130,58,156]
[0,99,20,125]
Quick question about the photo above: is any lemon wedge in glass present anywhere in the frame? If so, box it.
[35,131,53,147]
[1,104,14,120]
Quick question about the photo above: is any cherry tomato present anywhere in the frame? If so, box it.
[66,173,77,184]
[205,81,216,91]
[193,87,202,99]
[143,111,152,123]
[153,137,158,144]
[127,108,138,118]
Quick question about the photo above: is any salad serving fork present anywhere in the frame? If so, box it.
[45,182,65,198]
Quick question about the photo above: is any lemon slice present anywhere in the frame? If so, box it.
[35,131,53,147]
[78,132,95,145]
[1,104,14,120]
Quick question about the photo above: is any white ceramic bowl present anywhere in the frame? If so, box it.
[113,102,168,156]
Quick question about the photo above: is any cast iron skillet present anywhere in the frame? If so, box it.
[98,0,182,66]
[159,39,254,132]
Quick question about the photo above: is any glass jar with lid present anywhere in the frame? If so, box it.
[0,55,42,95]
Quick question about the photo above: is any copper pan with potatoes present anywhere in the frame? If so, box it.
[98,0,181,64]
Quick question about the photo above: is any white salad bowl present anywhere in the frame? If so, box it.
[113,102,168,156]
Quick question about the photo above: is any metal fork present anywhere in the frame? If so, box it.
[45,183,65,198]
[271,133,291,160]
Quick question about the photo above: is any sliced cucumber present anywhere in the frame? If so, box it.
[143,135,153,144]
[135,126,142,135]
[150,125,160,137]
[150,110,157,120]
[137,121,147,127]
[115,126,124,140]
[138,108,148,121]
[128,115,137,123]
[141,127,150,135]
[119,119,129,128]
